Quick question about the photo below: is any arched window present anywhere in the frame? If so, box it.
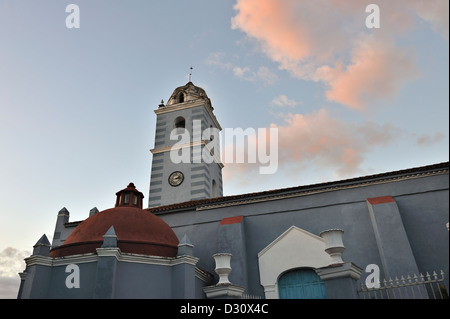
[174,116,186,129]
[178,92,184,103]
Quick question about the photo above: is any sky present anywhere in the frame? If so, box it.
[0,0,448,298]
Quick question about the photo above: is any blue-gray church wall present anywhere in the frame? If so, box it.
[20,258,208,299]
[23,265,52,298]
[48,262,97,298]
[114,263,173,298]
[157,173,449,297]
[395,189,449,290]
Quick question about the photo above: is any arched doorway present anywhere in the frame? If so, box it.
[278,268,327,299]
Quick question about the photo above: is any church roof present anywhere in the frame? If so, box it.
[146,162,449,214]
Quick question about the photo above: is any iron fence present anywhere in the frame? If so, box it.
[241,293,262,299]
[359,270,448,299]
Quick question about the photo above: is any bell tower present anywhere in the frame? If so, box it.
[148,81,223,207]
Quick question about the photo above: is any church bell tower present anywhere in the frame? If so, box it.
[148,81,223,207]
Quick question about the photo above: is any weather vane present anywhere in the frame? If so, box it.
[189,66,193,82]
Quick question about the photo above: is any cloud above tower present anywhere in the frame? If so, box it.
[231,0,448,110]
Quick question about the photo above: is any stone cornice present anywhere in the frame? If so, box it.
[196,168,449,211]
[203,284,245,298]
[316,262,363,281]
[25,250,199,267]
[155,100,222,131]
[24,255,53,267]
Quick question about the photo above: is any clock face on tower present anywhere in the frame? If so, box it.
[168,171,184,187]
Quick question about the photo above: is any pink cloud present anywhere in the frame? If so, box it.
[232,0,312,62]
[221,109,400,183]
[412,0,449,39]
[272,109,398,175]
[416,132,445,146]
[319,37,418,110]
[231,0,447,110]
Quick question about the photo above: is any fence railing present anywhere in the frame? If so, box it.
[241,293,262,299]
[359,270,448,299]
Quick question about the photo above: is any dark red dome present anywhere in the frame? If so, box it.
[50,183,179,258]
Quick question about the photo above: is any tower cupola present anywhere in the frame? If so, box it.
[166,81,213,109]
[115,182,144,208]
